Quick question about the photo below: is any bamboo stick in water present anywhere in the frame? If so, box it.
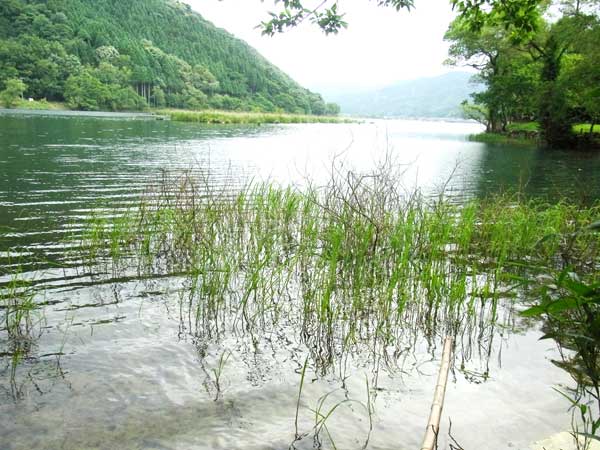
[420,337,453,450]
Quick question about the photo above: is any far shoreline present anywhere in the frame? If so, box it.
[0,107,351,124]
[0,108,166,120]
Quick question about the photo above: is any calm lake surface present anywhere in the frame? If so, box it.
[1,113,600,450]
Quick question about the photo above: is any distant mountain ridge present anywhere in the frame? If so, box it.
[326,72,481,118]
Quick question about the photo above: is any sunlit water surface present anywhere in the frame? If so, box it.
[1,113,600,450]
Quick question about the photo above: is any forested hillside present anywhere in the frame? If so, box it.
[0,0,338,114]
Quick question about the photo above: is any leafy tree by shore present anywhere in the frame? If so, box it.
[445,1,600,147]
[0,78,26,108]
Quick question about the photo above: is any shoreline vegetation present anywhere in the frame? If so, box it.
[161,109,352,124]
[0,104,352,124]
[468,131,539,146]
[4,99,68,111]
[469,122,600,147]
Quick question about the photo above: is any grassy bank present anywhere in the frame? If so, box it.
[469,122,600,146]
[469,122,539,145]
[160,108,352,124]
[4,99,67,110]
[468,132,537,146]
[573,123,600,134]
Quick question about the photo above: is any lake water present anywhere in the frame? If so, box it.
[1,113,600,450]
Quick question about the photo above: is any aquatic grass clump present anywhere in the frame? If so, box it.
[0,272,40,354]
[162,109,352,125]
[0,269,47,398]
[76,165,600,375]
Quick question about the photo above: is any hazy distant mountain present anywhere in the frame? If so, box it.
[325,72,482,119]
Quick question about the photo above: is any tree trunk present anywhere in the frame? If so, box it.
[538,35,574,148]
[490,113,503,133]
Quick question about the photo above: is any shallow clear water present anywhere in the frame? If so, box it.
[1,113,599,450]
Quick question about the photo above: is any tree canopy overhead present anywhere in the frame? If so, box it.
[260,0,414,35]
[259,0,546,38]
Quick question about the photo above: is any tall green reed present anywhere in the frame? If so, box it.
[75,165,600,376]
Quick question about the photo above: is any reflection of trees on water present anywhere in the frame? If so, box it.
[0,115,259,275]
[472,145,600,202]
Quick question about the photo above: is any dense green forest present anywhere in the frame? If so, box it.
[444,0,600,147]
[0,0,339,114]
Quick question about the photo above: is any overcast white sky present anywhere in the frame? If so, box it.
[186,0,460,92]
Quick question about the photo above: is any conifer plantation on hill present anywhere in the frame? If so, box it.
[0,0,339,114]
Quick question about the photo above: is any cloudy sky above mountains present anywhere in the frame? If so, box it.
[188,0,459,92]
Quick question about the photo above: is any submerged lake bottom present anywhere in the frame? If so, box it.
[1,114,600,449]
[0,274,576,450]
